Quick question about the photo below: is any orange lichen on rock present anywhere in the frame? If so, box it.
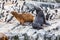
[11,11,34,25]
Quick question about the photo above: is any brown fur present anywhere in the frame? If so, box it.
[11,11,34,25]
[0,33,8,40]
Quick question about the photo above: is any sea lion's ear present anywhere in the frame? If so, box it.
[11,11,14,15]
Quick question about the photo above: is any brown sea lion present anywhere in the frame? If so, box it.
[0,33,8,40]
[11,11,34,25]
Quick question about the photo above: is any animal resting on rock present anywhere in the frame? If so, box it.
[0,33,8,40]
[11,11,34,25]
[32,7,50,30]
